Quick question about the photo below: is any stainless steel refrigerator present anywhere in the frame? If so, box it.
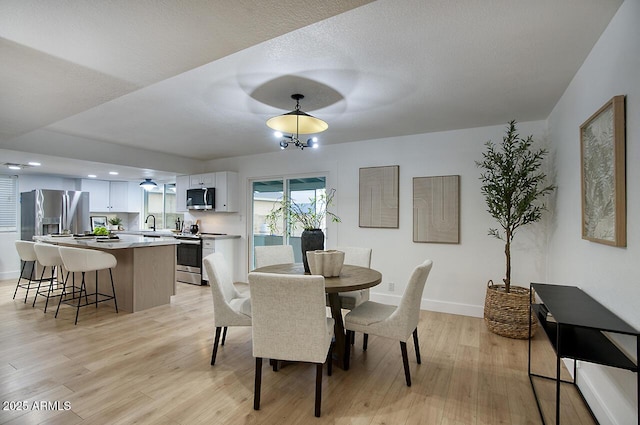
[20,189,91,240]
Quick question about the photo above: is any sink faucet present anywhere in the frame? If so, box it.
[145,214,156,231]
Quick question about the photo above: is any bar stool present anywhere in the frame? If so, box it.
[13,241,40,303]
[56,246,119,325]
[32,242,67,313]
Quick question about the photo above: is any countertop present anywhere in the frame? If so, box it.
[117,231,241,240]
[35,234,180,249]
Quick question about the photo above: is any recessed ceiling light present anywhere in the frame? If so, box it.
[28,161,41,166]
[8,164,21,170]
[109,171,119,175]
[88,174,97,178]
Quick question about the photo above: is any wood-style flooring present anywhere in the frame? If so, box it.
[0,278,596,425]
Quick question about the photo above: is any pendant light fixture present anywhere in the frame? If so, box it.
[266,94,328,150]
[140,178,158,190]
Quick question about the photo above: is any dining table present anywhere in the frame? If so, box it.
[252,263,382,369]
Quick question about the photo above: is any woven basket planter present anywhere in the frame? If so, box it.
[484,280,537,339]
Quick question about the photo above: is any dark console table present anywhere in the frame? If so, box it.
[528,283,638,425]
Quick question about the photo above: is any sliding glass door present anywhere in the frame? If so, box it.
[250,176,326,269]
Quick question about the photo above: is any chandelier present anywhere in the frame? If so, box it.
[266,94,328,150]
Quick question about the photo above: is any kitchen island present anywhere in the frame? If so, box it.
[36,234,179,313]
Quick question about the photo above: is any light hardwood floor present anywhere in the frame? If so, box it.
[0,278,596,425]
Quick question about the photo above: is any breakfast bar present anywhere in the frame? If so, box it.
[36,235,179,313]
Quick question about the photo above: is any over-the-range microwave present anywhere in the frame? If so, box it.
[186,187,215,210]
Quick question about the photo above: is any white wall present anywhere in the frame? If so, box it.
[201,120,550,318]
[547,0,639,424]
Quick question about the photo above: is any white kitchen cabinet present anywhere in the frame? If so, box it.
[214,171,238,212]
[175,175,189,212]
[81,179,110,212]
[81,179,142,213]
[108,181,129,211]
[189,173,215,188]
[201,238,236,282]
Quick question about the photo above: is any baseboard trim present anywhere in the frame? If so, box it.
[0,271,19,281]
[370,292,484,318]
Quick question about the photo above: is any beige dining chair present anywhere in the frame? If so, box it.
[203,252,252,366]
[344,259,433,386]
[254,245,295,269]
[335,246,372,310]
[249,272,334,417]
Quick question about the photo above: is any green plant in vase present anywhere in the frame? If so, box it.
[265,188,341,272]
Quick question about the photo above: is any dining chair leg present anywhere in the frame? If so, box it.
[32,265,48,307]
[400,341,411,387]
[326,342,334,376]
[211,327,222,365]
[109,269,118,313]
[315,362,323,417]
[23,264,35,303]
[55,272,69,318]
[254,357,262,410]
[95,270,99,308]
[413,328,421,364]
[43,270,54,313]
[221,326,228,345]
[13,261,28,300]
[344,330,352,371]
[74,272,87,325]
[363,333,369,351]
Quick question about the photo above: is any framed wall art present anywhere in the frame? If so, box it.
[413,175,460,243]
[580,95,626,247]
[90,216,108,231]
[359,165,399,228]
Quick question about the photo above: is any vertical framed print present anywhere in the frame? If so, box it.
[413,175,460,243]
[359,165,399,228]
[580,95,626,247]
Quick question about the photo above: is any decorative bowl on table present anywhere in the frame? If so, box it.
[306,250,345,277]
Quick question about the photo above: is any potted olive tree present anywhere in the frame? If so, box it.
[476,121,555,338]
[266,188,341,273]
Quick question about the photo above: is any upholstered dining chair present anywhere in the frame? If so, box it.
[249,272,334,418]
[335,246,372,310]
[203,252,252,366]
[344,259,433,387]
[254,245,294,269]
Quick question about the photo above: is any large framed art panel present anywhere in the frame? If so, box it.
[359,165,399,228]
[413,175,460,243]
[580,95,626,247]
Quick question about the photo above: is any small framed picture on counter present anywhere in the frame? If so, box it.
[90,216,108,231]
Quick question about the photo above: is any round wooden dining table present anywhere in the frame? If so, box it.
[252,263,382,369]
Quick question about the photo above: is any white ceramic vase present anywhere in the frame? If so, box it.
[306,250,345,277]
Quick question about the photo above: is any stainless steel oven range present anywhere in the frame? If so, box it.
[175,235,203,285]
[175,233,227,285]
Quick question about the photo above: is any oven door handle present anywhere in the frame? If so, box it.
[177,239,201,245]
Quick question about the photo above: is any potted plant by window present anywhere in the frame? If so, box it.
[108,216,123,231]
[476,121,555,339]
[266,188,341,273]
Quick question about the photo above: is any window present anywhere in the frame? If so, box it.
[143,183,183,230]
[250,176,327,268]
[0,175,18,232]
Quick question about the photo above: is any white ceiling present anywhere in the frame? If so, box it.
[0,0,623,181]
